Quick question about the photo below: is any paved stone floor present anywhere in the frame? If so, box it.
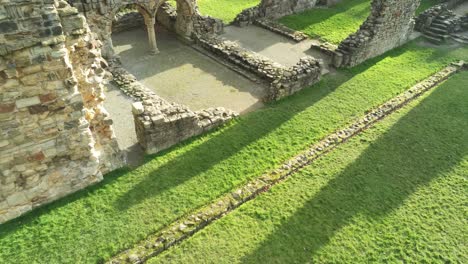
[112,26,266,114]
[104,83,144,167]
[221,25,331,69]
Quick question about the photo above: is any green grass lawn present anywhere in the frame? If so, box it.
[197,0,260,23]
[150,70,468,263]
[0,42,466,263]
[279,0,371,44]
[417,0,442,14]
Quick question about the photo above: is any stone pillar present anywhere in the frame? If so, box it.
[144,15,159,54]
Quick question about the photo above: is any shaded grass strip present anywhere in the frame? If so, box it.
[150,68,468,264]
[110,62,464,264]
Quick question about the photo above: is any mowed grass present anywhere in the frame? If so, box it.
[0,42,467,263]
[279,0,371,44]
[197,0,260,23]
[150,71,468,263]
[417,0,442,14]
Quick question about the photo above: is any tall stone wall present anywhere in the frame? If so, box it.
[0,0,121,224]
[333,0,421,68]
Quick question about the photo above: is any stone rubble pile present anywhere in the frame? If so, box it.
[110,65,237,155]
[195,35,323,101]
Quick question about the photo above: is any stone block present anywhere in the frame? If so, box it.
[16,96,40,108]
[0,103,15,113]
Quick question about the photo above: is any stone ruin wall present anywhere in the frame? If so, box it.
[233,0,424,69]
[195,35,323,101]
[0,0,121,224]
[68,0,223,58]
[333,0,421,68]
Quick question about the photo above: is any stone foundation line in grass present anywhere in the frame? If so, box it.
[108,61,466,264]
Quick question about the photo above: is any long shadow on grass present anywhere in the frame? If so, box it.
[112,77,343,211]
[113,44,410,211]
[241,74,468,262]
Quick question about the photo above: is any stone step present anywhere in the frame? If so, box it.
[427,26,448,35]
[423,33,443,44]
[451,34,468,44]
[424,30,445,39]
[431,22,449,30]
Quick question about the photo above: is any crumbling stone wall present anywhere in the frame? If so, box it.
[233,0,322,26]
[333,0,421,68]
[0,0,121,224]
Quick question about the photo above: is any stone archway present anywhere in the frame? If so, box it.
[69,0,198,58]
[154,0,197,38]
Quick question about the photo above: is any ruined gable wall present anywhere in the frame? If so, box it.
[0,0,121,224]
[333,0,421,68]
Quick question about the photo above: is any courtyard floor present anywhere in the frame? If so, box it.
[111,26,266,114]
[221,25,331,70]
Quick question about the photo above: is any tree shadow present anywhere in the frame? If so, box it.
[240,73,468,263]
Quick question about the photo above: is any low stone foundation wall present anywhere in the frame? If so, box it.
[195,35,323,101]
[310,42,338,57]
[110,66,237,154]
[254,19,308,42]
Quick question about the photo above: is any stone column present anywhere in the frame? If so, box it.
[144,15,159,54]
